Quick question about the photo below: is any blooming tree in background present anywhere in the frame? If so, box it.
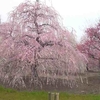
[78,21,100,71]
[0,1,86,89]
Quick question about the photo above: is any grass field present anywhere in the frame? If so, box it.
[0,86,100,100]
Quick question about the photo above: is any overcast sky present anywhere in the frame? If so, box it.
[0,0,100,41]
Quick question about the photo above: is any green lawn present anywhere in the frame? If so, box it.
[0,86,100,100]
[60,93,100,100]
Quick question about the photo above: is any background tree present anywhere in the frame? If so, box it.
[0,1,86,90]
[78,21,100,71]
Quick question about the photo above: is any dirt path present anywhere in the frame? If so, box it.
[66,71,100,94]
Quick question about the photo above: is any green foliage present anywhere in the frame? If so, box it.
[0,86,100,100]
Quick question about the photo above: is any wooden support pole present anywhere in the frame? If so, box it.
[54,93,59,100]
[48,92,59,100]
[48,92,51,100]
[51,93,55,100]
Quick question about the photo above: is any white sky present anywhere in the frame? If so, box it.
[0,0,100,41]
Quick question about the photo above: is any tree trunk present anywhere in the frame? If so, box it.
[31,49,38,78]
[99,58,100,68]
[86,63,89,71]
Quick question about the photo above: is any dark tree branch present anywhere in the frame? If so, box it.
[22,35,35,39]
[36,0,39,2]
[36,36,54,47]
[39,23,57,31]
